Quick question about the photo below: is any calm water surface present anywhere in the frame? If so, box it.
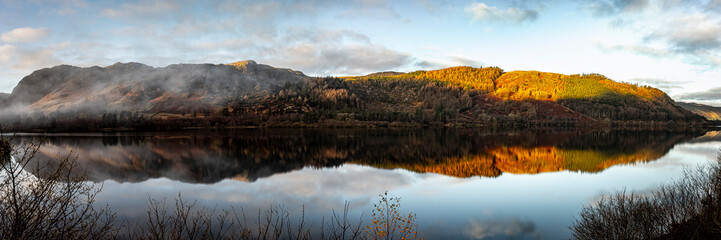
[16,129,721,239]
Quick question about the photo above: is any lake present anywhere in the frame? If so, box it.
[13,129,721,239]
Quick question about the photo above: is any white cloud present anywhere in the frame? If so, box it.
[264,42,411,76]
[88,0,415,75]
[465,2,538,23]
[0,41,72,71]
[0,44,17,63]
[650,13,721,53]
[0,27,49,43]
[12,41,70,69]
[587,1,721,69]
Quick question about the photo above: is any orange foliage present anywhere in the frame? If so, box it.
[491,146,566,174]
[493,71,567,100]
[361,145,666,178]
[348,66,503,93]
[404,66,503,92]
[492,71,669,103]
[370,155,501,178]
[366,192,421,240]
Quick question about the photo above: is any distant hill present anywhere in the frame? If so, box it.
[0,62,707,131]
[3,60,306,113]
[677,102,721,120]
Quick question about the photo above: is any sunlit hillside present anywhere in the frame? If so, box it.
[350,66,504,93]
[348,67,668,103]
[493,72,668,102]
[338,66,699,125]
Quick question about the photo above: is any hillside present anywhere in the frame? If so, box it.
[341,69,692,122]
[2,60,306,114]
[0,62,707,131]
[677,102,721,120]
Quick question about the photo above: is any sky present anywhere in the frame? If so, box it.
[1,0,721,105]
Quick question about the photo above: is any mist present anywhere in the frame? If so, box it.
[0,60,308,129]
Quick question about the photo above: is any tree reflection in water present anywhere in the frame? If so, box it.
[16,129,705,183]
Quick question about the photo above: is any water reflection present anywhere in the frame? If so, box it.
[464,217,541,240]
[18,129,705,183]
[8,129,718,239]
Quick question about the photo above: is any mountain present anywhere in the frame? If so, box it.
[677,102,721,120]
[0,62,707,131]
[3,60,306,113]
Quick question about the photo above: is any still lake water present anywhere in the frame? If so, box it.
[16,129,721,239]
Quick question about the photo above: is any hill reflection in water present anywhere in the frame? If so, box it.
[22,129,705,183]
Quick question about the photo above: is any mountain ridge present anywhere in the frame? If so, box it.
[3,60,307,114]
[0,61,708,131]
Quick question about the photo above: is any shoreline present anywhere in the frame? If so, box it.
[4,122,716,134]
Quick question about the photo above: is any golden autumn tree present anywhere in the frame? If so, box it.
[366,192,420,240]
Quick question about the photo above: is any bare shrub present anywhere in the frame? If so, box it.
[572,152,721,240]
[126,194,370,240]
[0,135,118,240]
[126,195,236,240]
[322,201,365,240]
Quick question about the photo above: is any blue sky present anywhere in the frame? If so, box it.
[2,0,721,105]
